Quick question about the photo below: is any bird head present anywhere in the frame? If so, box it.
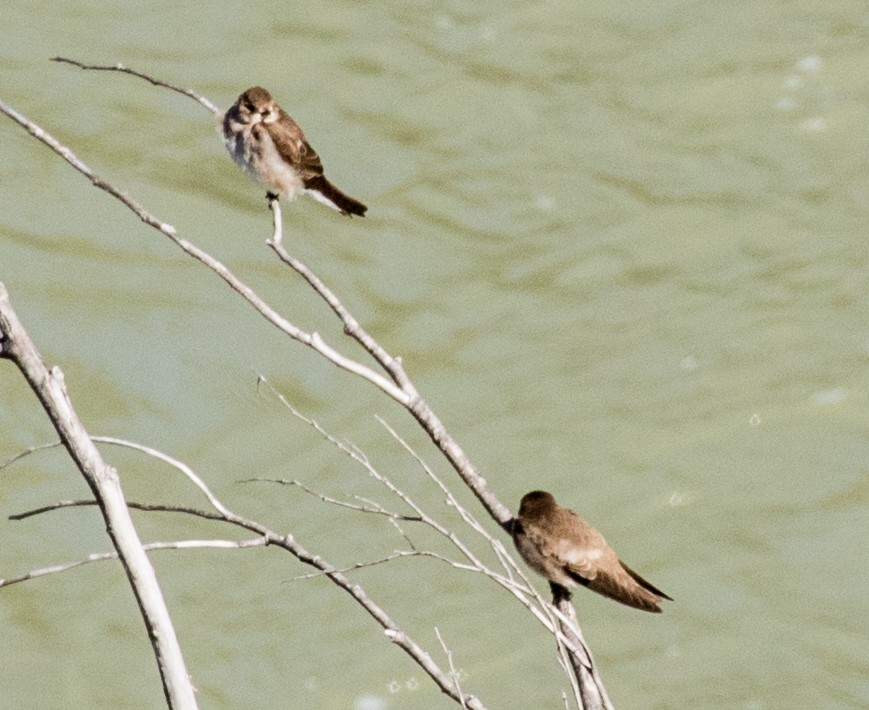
[233,86,277,124]
[517,490,559,521]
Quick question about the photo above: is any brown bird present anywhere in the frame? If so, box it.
[513,490,672,613]
[222,86,367,216]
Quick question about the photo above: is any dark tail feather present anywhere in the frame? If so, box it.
[581,569,665,613]
[304,176,367,217]
[620,561,673,601]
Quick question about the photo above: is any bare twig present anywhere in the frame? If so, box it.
[288,551,409,581]
[1,441,62,469]
[243,477,423,522]
[50,57,220,115]
[435,627,468,710]
[10,496,226,523]
[0,537,267,589]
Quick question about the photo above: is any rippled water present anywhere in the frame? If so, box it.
[2,2,868,708]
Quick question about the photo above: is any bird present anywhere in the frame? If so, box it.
[221,86,367,217]
[512,490,672,613]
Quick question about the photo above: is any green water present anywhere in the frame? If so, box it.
[2,2,868,708]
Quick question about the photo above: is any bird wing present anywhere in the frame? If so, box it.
[269,109,326,181]
[553,510,608,581]
[548,509,668,612]
[556,537,604,580]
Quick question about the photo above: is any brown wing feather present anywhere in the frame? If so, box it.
[296,141,326,181]
[555,508,607,581]
[558,508,669,612]
[268,109,325,180]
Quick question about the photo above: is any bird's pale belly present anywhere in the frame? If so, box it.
[226,126,305,199]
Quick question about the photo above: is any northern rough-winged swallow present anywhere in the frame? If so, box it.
[513,490,672,613]
[222,86,367,217]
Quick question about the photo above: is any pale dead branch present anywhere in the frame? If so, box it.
[0,283,199,710]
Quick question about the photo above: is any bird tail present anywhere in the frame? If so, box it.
[304,176,367,217]
[620,561,673,601]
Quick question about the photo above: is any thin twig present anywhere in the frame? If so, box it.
[0,537,267,589]
[435,627,468,710]
[50,57,220,115]
[242,477,423,522]
[1,441,61,469]
[289,551,408,581]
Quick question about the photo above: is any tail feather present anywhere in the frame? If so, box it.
[304,176,367,217]
[620,561,673,601]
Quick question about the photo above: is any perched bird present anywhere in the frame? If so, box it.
[221,86,367,217]
[512,490,672,613]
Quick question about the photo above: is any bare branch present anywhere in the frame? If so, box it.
[0,283,198,710]
[266,237,513,528]
[94,436,234,517]
[10,496,227,523]
[0,97,178,236]
[553,590,614,710]
[50,57,220,115]
[48,54,512,526]
[10,498,96,520]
